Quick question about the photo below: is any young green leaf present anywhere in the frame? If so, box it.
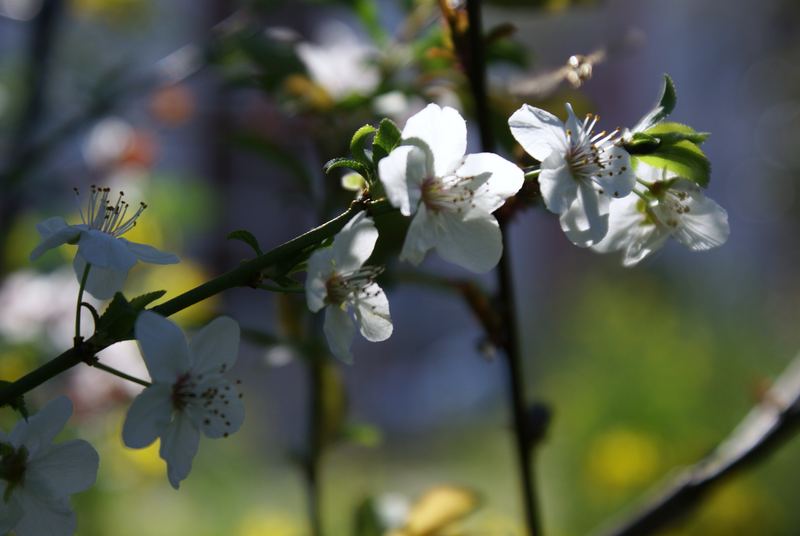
[371,118,402,163]
[644,122,710,145]
[632,74,677,133]
[323,157,371,178]
[227,229,263,255]
[350,124,377,165]
[635,140,711,187]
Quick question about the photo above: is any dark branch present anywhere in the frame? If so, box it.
[593,355,800,536]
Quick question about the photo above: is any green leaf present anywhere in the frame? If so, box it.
[624,132,660,155]
[95,291,167,344]
[227,229,263,255]
[350,124,377,165]
[323,157,371,178]
[371,118,402,163]
[0,381,28,420]
[128,290,168,311]
[632,74,677,132]
[635,140,711,187]
[644,122,710,145]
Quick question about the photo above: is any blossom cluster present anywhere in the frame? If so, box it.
[6,75,728,535]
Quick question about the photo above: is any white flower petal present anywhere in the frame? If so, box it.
[432,211,503,273]
[73,255,129,300]
[399,204,437,266]
[189,316,240,377]
[159,413,200,490]
[13,491,75,536]
[135,312,191,383]
[306,247,334,312]
[331,212,378,273]
[76,229,137,270]
[595,145,636,199]
[11,396,72,454]
[324,304,356,363]
[538,151,577,215]
[401,103,466,177]
[122,384,173,448]
[593,194,647,254]
[29,218,82,261]
[559,182,609,247]
[28,439,99,495]
[622,225,669,267]
[120,239,180,264]
[456,153,524,214]
[508,104,568,161]
[354,283,392,342]
[187,378,244,439]
[672,189,730,251]
[378,145,427,216]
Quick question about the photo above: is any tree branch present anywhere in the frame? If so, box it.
[593,354,800,536]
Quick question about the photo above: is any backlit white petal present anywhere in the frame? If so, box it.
[29,218,81,261]
[27,440,99,495]
[538,152,577,215]
[76,229,137,270]
[401,103,466,177]
[324,304,356,363]
[433,211,502,273]
[11,397,72,454]
[306,247,334,312]
[378,145,422,216]
[73,255,128,300]
[456,153,524,214]
[189,316,240,376]
[559,182,609,247]
[671,191,729,251]
[508,104,567,161]
[399,204,437,266]
[13,492,75,536]
[135,312,190,383]
[121,239,180,264]
[187,377,244,439]
[331,212,378,273]
[159,413,200,490]
[354,283,392,342]
[122,384,173,448]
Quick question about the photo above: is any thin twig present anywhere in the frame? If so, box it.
[593,354,800,536]
[461,1,542,534]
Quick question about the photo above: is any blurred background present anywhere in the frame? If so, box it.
[1,0,800,534]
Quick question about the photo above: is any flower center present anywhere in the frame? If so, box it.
[325,265,384,306]
[660,190,691,228]
[0,444,28,502]
[420,176,475,214]
[74,185,147,237]
[564,115,625,187]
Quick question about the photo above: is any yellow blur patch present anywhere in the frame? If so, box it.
[0,352,29,382]
[118,440,164,477]
[236,511,304,536]
[587,428,660,492]
[390,485,480,536]
[140,258,218,326]
[283,74,335,111]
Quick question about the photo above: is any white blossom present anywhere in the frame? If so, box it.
[508,103,635,247]
[0,397,99,536]
[306,212,392,363]
[30,186,179,300]
[378,103,524,272]
[296,21,380,100]
[593,165,729,266]
[122,312,244,489]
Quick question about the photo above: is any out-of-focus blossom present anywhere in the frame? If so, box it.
[0,268,96,346]
[379,103,524,272]
[509,103,635,247]
[30,186,179,300]
[593,165,729,266]
[68,340,150,411]
[296,21,380,100]
[0,397,99,536]
[305,212,392,363]
[122,312,244,489]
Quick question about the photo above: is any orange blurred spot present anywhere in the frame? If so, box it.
[149,84,195,127]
